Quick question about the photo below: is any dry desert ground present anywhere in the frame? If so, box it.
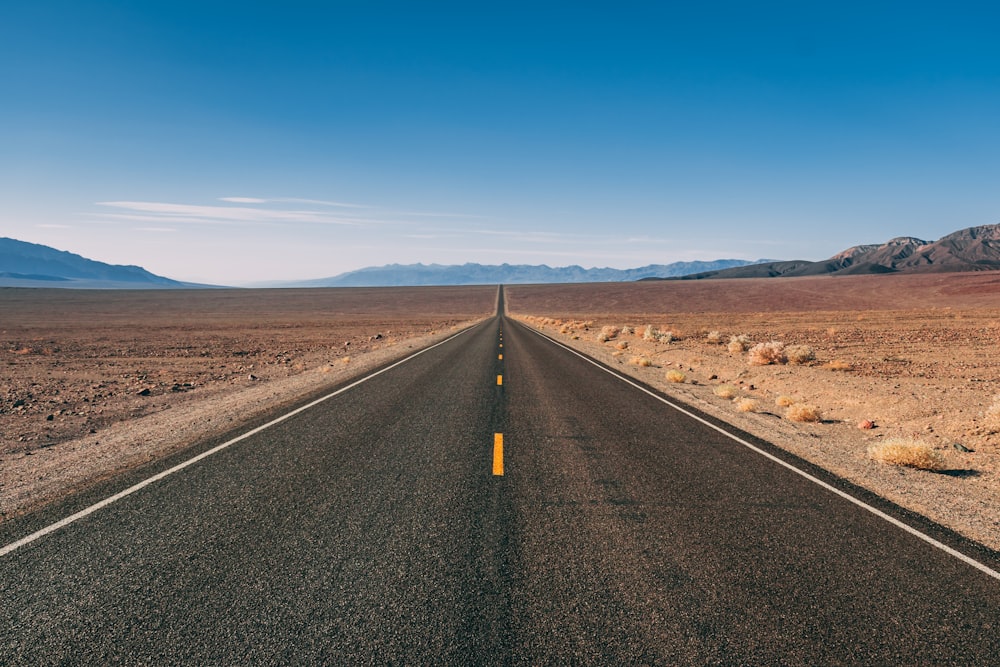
[0,286,496,520]
[506,272,1000,551]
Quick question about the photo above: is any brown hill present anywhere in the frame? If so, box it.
[676,224,1000,279]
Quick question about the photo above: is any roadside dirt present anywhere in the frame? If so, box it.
[0,286,496,520]
[506,272,1000,551]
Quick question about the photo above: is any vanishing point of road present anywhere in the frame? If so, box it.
[2,286,1000,664]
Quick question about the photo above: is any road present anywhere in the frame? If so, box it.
[3,287,1000,664]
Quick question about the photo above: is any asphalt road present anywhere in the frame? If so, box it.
[3,287,1000,664]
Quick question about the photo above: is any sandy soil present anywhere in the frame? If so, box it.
[506,272,1000,551]
[1,286,496,521]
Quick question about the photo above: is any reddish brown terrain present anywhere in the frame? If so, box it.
[1,286,496,520]
[506,272,1000,549]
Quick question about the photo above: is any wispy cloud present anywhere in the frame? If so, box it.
[36,224,73,229]
[219,196,370,209]
[95,201,369,226]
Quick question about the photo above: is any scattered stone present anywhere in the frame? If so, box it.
[248,374,259,381]
[954,442,975,453]
[137,388,151,397]
[858,420,876,430]
[45,414,54,421]
[13,399,25,408]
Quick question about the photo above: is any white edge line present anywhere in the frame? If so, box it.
[0,323,485,558]
[520,321,1000,582]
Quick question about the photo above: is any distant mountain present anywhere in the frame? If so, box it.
[0,238,199,288]
[672,224,1000,280]
[276,259,772,287]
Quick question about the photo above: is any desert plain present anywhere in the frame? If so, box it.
[4,274,1000,553]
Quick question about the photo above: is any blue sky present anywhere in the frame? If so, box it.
[2,1,999,285]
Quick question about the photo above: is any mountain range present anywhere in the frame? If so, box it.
[0,237,195,289]
[4,223,1000,288]
[671,224,1000,280]
[277,260,769,287]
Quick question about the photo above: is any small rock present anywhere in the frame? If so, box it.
[248,374,259,381]
[858,420,876,430]
[709,374,718,380]
[954,442,975,453]
[137,388,151,397]
[45,414,54,421]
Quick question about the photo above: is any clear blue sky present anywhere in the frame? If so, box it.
[3,1,999,285]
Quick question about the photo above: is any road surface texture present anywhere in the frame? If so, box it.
[3,288,1000,664]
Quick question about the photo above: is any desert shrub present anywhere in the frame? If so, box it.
[665,369,686,383]
[621,325,634,336]
[775,395,795,407]
[656,331,674,344]
[822,360,851,371]
[615,340,629,350]
[559,325,571,334]
[868,439,944,471]
[728,335,751,353]
[714,384,739,399]
[643,325,658,342]
[735,398,759,413]
[706,330,724,344]
[629,356,653,367]
[785,344,816,365]
[748,341,787,366]
[785,403,821,423]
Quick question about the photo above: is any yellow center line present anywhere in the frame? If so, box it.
[498,354,502,360]
[497,375,503,386]
[493,433,504,476]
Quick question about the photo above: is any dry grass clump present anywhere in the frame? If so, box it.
[629,356,653,367]
[615,340,629,350]
[596,325,620,342]
[706,330,724,344]
[748,341,787,366]
[728,335,751,353]
[982,395,1000,433]
[785,403,821,423]
[657,331,674,343]
[785,344,816,365]
[665,369,686,383]
[868,439,945,471]
[714,384,739,399]
[822,360,852,371]
[559,324,571,334]
[642,325,660,342]
[620,325,634,336]
[735,398,759,413]
[775,395,795,407]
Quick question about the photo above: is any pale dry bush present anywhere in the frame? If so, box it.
[735,398,759,413]
[559,324,572,334]
[748,341,787,366]
[714,384,739,399]
[621,326,634,336]
[656,332,674,343]
[706,330,724,344]
[728,335,751,353]
[597,325,620,343]
[822,360,852,371]
[982,395,1000,433]
[665,369,686,383]
[615,340,629,350]
[785,403,821,423]
[785,344,815,365]
[643,325,658,342]
[868,439,944,471]
[775,395,795,407]
[629,356,653,367]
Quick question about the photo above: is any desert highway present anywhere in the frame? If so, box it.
[3,288,1000,664]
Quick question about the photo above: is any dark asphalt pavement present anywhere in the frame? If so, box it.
[3,287,1000,664]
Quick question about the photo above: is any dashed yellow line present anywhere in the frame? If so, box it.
[497,375,503,386]
[493,433,504,476]
[498,354,503,360]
